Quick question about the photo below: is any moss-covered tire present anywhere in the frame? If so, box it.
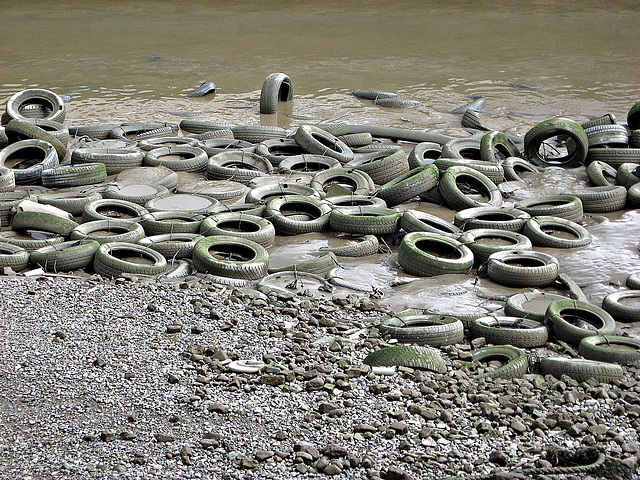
[375,164,439,206]
[522,216,592,249]
[277,153,340,173]
[539,357,623,383]
[41,163,107,188]
[268,251,339,277]
[472,345,528,380]
[601,290,640,323]
[200,213,275,247]
[30,239,100,272]
[319,234,379,257]
[523,118,588,167]
[434,157,504,184]
[480,131,520,162]
[71,219,146,244]
[245,182,319,204]
[329,206,401,235]
[586,160,617,187]
[398,232,474,276]
[459,228,532,266]
[515,194,583,223]
[71,147,144,175]
[11,210,79,236]
[192,235,269,280]
[400,210,461,237]
[569,186,627,213]
[363,345,446,373]
[94,242,168,278]
[0,243,30,271]
[311,168,374,196]
[5,119,68,160]
[82,199,149,223]
[0,230,64,251]
[454,206,531,232]
[293,125,354,163]
[378,314,464,346]
[138,233,204,260]
[439,166,502,211]
[487,250,559,287]
[470,316,548,348]
[407,142,442,169]
[143,145,208,173]
[345,148,409,185]
[546,299,617,346]
[442,138,482,160]
[616,162,640,189]
[139,211,204,236]
[502,156,540,182]
[265,195,331,235]
[578,335,640,365]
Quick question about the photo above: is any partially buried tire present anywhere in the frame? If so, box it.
[30,239,100,272]
[472,345,528,380]
[260,73,293,114]
[378,314,464,346]
[578,335,640,365]
[329,206,401,235]
[94,242,168,278]
[469,316,548,348]
[438,166,502,211]
[539,357,623,383]
[192,235,269,281]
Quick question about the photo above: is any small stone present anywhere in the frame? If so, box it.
[389,421,408,435]
[93,357,107,368]
[239,456,259,469]
[147,302,159,312]
[166,324,182,334]
[621,456,638,470]
[124,372,135,380]
[120,431,137,441]
[275,430,287,441]
[208,403,230,414]
[384,465,413,480]
[167,374,179,384]
[471,337,486,349]
[100,431,116,442]
[255,450,274,461]
[323,443,348,458]
[54,331,67,340]
[324,462,342,475]
[154,433,174,443]
[510,419,528,434]
[191,325,204,334]
[180,446,193,465]
[489,450,508,466]
[260,374,286,386]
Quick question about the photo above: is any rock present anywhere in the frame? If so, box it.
[489,450,508,466]
[166,324,182,333]
[120,431,137,440]
[180,446,193,465]
[260,374,285,386]
[100,431,116,442]
[208,403,230,414]
[389,421,408,435]
[510,419,528,434]
[255,450,274,461]
[93,357,107,368]
[323,462,342,475]
[275,430,287,441]
[293,441,320,460]
[154,433,174,443]
[384,465,413,480]
[323,443,348,458]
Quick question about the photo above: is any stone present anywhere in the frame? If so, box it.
[208,403,230,414]
[389,421,408,435]
[384,465,413,480]
[489,450,508,466]
[324,462,342,475]
[255,450,274,461]
[323,443,348,458]
[154,433,174,443]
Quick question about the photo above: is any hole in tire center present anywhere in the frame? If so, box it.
[457,147,482,160]
[455,176,489,199]
[96,205,139,219]
[503,257,545,268]
[475,213,514,222]
[311,132,340,152]
[618,296,640,308]
[4,147,46,169]
[475,236,517,246]
[110,248,156,265]
[158,153,195,162]
[207,243,256,262]
[280,202,322,220]
[414,239,462,259]
[289,162,329,172]
[559,308,604,330]
[216,220,260,233]
[541,225,578,240]
[322,176,357,192]
[268,145,303,156]
[537,135,571,162]
[88,227,129,237]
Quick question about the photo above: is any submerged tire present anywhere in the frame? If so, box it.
[398,232,474,277]
[546,299,617,346]
[378,314,464,346]
[192,235,269,280]
[260,73,293,114]
[363,345,447,373]
[94,242,168,278]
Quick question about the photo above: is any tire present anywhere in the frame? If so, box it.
[278,154,340,174]
[200,138,254,156]
[207,151,273,183]
[539,357,623,384]
[0,230,64,251]
[68,123,119,140]
[352,90,398,100]
[434,157,504,184]
[515,194,583,223]
[5,119,68,161]
[459,228,532,266]
[37,191,102,217]
[454,206,531,232]
[579,335,640,365]
[30,239,100,272]
[212,202,266,217]
[41,163,107,188]
[138,233,204,260]
[337,132,372,147]
[584,124,629,148]
[5,89,66,123]
[470,316,548,348]
[407,142,442,169]
[580,113,616,130]
[230,125,286,144]
[586,147,640,168]
[176,179,248,202]
[363,345,446,373]
[631,130,640,148]
[311,167,374,196]
[94,242,168,278]
[472,345,528,380]
[265,195,331,235]
[461,109,489,131]
[71,219,146,244]
[346,148,409,185]
[505,291,569,322]
[71,147,144,175]
[0,166,15,192]
[522,216,592,249]
[616,162,640,189]
[398,232,474,276]
[487,250,559,287]
[192,235,268,280]
[200,213,275,247]
[143,146,209,173]
[567,186,627,213]
[329,206,401,235]
[0,192,36,226]
[628,100,640,130]
[378,314,464,346]
[502,156,540,182]
[439,166,502,211]
[375,164,439,206]
[11,210,79,236]
[523,118,588,167]
[83,199,149,222]
[144,194,219,214]
[179,119,233,134]
[319,234,379,257]
[326,195,387,208]
[400,210,461,237]
[138,211,205,237]
[586,160,617,186]
[259,73,293,114]
[442,138,482,160]
[629,182,640,208]
[244,183,319,204]
[373,97,421,108]
[0,243,30,271]
[627,273,640,289]
[268,251,339,276]
[255,138,307,166]
[293,125,354,164]
[108,123,172,140]
[138,136,202,151]
[602,290,640,323]
[480,131,520,162]
[546,299,617,346]
[0,139,58,184]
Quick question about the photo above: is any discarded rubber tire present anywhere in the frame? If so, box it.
[442,138,482,160]
[0,230,64,251]
[487,250,559,287]
[326,195,386,208]
[102,183,170,206]
[337,132,372,147]
[37,191,102,217]
[502,157,540,182]
[378,314,464,346]
[144,194,219,214]
[278,154,340,173]
[376,164,439,206]
[522,216,592,249]
[586,160,617,186]
[11,210,79,236]
[41,163,107,188]
[245,182,319,204]
[480,131,520,162]
[140,211,204,236]
[207,151,273,183]
[212,203,266,217]
[472,345,528,380]
[407,142,441,169]
[629,182,640,208]
[329,206,401,235]
[454,206,530,232]
[200,213,275,247]
[470,316,548,348]
[569,186,627,213]
[71,147,144,175]
[5,89,66,123]
[363,345,446,373]
[5,118,68,160]
[458,229,532,266]
[400,210,461,237]
[311,168,374,196]
[578,335,640,365]
[231,125,287,143]
[546,299,616,346]
[627,273,640,289]
[138,136,202,151]
[439,166,502,211]
[143,145,209,173]
[30,239,100,272]
[616,162,640,189]
[294,125,354,164]
[94,242,168,278]
[505,291,569,322]
[539,357,623,383]
[138,233,204,260]
[0,166,15,192]
[0,139,58,184]
[345,148,409,185]
[398,232,474,277]
[515,194,583,223]
[319,234,379,257]
[0,243,30,271]
[585,147,640,168]
[434,157,504,184]
[523,118,588,167]
[602,290,640,323]
[254,138,306,166]
[260,73,293,114]
[192,235,269,280]
[265,195,331,236]
[71,219,146,244]
[83,199,149,223]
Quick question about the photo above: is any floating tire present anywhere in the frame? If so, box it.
[259,73,293,114]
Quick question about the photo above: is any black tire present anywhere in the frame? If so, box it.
[375,164,439,206]
[480,131,520,162]
[522,216,592,249]
[629,182,640,208]
[616,162,640,189]
[378,314,464,346]
[505,291,570,322]
[546,299,616,346]
[30,239,100,272]
[176,179,248,202]
[470,316,548,348]
[212,202,266,217]
[472,345,528,380]
[140,211,205,236]
[569,186,627,213]
[265,195,332,235]
[207,151,273,183]
[523,118,588,167]
[398,232,474,276]
[83,198,149,222]
[329,206,401,235]
[11,210,79,236]
[442,138,482,160]
[461,109,489,131]
[5,89,66,123]
[319,234,379,257]
[579,335,640,365]
[584,124,629,148]
[0,243,30,271]
[346,148,409,185]
[454,206,531,232]
[71,219,146,244]
[539,357,623,384]
[407,142,442,169]
[515,194,583,223]
[502,156,539,182]
[192,235,268,280]
[71,147,144,175]
[586,147,640,168]
[434,157,504,184]
[138,233,204,260]
[602,290,640,323]
[143,145,208,173]
[363,345,446,373]
[586,160,617,187]
[439,166,502,211]
[459,228,532,266]
[244,182,319,204]
[400,210,461,237]
[200,138,254,156]
[311,168,374,196]
[260,73,293,114]
[68,123,119,140]
[352,90,398,100]
[487,250,559,287]
[277,154,340,174]
[628,101,640,130]
[293,125,354,164]
[94,242,168,278]
[41,163,107,188]
[5,119,68,161]
[37,191,102,217]
[0,139,58,185]
[179,119,234,135]
[255,138,307,167]
[200,213,275,247]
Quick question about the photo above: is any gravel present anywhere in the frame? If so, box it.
[0,274,639,480]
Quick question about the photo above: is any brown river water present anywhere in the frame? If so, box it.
[1,0,639,327]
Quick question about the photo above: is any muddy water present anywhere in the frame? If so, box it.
[1,1,640,327]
